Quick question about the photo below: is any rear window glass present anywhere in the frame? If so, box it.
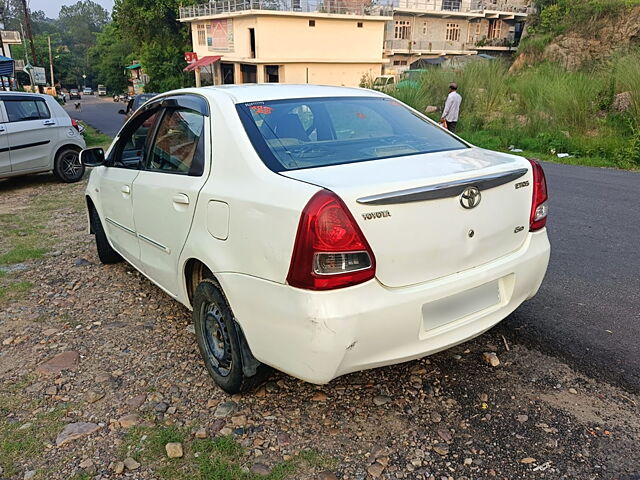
[237,96,467,171]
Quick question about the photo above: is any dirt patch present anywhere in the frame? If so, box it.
[0,178,639,479]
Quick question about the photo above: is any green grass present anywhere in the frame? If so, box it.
[0,246,46,264]
[121,426,336,480]
[80,122,113,150]
[0,394,68,477]
[0,281,33,303]
[389,53,640,170]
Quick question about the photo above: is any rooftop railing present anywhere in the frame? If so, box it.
[395,0,530,14]
[179,0,394,19]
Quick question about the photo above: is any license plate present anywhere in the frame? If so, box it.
[422,280,501,331]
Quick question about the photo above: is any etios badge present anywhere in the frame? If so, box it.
[460,186,481,209]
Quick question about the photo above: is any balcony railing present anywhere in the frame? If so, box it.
[179,0,394,19]
[1,31,22,44]
[394,0,529,14]
[384,39,476,52]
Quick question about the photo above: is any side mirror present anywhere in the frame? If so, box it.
[80,147,106,167]
[118,109,126,115]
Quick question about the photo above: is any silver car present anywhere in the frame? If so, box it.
[0,91,86,182]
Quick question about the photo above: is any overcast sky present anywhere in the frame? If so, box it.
[30,0,115,18]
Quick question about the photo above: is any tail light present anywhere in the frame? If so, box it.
[287,190,376,290]
[528,158,548,231]
[71,119,80,132]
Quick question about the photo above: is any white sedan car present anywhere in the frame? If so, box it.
[82,85,550,393]
[0,91,86,182]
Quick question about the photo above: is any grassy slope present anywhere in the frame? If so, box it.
[389,54,640,171]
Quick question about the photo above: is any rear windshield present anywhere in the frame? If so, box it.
[237,96,467,172]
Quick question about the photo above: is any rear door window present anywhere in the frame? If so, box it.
[4,99,50,122]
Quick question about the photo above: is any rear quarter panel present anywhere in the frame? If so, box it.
[178,93,319,306]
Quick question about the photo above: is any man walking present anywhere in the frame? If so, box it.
[440,82,462,133]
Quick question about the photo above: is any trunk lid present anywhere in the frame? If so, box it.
[282,148,533,288]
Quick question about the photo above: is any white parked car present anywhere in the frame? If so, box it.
[82,85,550,393]
[0,92,86,182]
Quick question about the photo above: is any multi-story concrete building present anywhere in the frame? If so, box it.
[179,0,393,87]
[385,0,531,70]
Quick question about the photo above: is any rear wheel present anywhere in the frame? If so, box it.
[53,147,84,183]
[193,278,270,393]
[90,207,122,264]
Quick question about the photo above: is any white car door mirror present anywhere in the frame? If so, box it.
[80,147,106,167]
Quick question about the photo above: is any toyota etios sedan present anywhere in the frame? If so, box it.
[81,85,550,393]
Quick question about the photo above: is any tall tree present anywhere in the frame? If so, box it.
[90,23,133,92]
[112,0,198,91]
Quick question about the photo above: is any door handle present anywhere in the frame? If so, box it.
[121,185,130,194]
[0,125,5,132]
[172,193,190,205]
[43,120,56,126]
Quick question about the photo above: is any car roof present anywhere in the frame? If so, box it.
[0,91,50,100]
[195,84,386,104]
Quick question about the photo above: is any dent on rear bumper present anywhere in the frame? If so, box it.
[219,230,550,384]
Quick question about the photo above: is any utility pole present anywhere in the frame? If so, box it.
[20,0,37,65]
[0,3,7,90]
[47,35,54,87]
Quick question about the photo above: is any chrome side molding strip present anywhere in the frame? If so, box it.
[137,233,171,254]
[105,217,136,235]
[357,168,529,206]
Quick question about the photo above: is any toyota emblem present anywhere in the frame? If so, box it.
[460,186,481,209]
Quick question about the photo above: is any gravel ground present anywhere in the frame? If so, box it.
[1,176,639,480]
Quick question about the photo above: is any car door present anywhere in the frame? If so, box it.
[0,105,10,174]
[1,95,56,172]
[131,95,210,295]
[99,107,162,268]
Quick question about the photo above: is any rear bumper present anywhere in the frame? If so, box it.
[220,230,550,384]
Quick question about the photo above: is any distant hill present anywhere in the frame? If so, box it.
[513,1,640,70]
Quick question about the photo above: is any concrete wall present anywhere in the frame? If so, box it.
[386,15,518,52]
[187,12,387,87]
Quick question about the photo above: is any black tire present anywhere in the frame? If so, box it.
[193,278,270,394]
[90,207,122,264]
[53,147,84,183]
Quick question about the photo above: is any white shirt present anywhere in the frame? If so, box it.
[442,91,462,122]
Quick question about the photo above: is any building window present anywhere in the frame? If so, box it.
[446,23,460,42]
[197,24,206,46]
[206,24,212,47]
[265,65,280,83]
[488,19,502,39]
[422,22,427,35]
[241,64,257,83]
[309,19,315,27]
[393,60,408,66]
[221,63,235,84]
[394,20,411,40]
[357,22,363,28]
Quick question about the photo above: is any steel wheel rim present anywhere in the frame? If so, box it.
[61,151,82,179]
[200,300,232,377]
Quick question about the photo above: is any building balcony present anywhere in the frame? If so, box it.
[394,0,531,15]
[179,0,393,20]
[384,38,477,54]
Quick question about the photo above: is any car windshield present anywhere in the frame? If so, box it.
[133,94,156,110]
[237,96,467,171]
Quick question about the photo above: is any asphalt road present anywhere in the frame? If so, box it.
[69,98,640,392]
[501,162,640,393]
[62,93,125,137]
